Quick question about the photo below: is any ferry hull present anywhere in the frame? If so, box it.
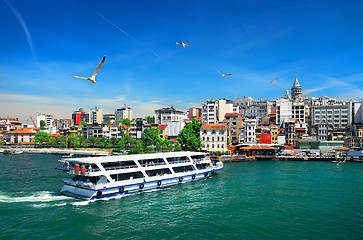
[61,170,218,200]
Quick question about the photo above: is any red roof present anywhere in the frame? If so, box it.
[158,125,167,130]
[334,147,350,151]
[225,113,240,117]
[201,124,227,130]
[8,129,36,134]
[169,137,177,142]
[23,127,39,130]
[49,133,62,137]
[295,128,306,131]
[240,145,277,150]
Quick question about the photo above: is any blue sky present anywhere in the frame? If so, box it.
[1,0,363,123]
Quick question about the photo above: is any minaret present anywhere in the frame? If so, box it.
[6,116,10,132]
[291,74,302,100]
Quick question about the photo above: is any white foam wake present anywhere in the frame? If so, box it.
[0,191,70,203]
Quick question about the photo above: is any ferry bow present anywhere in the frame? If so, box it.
[57,151,223,200]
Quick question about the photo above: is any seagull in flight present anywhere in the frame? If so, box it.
[176,42,191,48]
[217,70,231,77]
[70,55,106,83]
[270,78,278,84]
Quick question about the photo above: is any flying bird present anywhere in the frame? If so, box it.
[176,42,191,48]
[70,55,106,83]
[217,70,231,77]
[270,78,278,84]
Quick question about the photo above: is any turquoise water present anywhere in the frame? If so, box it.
[0,154,362,239]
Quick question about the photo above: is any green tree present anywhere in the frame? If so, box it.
[142,128,162,148]
[48,136,58,147]
[87,136,98,147]
[146,116,155,124]
[177,119,202,151]
[162,139,173,152]
[173,141,182,152]
[40,120,46,130]
[118,118,131,126]
[34,132,49,144]
[118,138,125,150]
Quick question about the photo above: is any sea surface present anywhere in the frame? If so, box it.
[0,153,362,240]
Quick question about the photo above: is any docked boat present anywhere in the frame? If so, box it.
[12,150,24,155]
[57,151,223,200]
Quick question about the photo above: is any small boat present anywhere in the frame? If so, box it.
[0,149,4,154]
[12,150,24,155]
[57,151,223,200]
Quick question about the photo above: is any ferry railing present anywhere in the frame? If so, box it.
[68,167,101,173]
[166,159,191,164]
[140,162,166,167]
[103,165,138,171]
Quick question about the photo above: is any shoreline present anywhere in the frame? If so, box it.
[0,147,110,156]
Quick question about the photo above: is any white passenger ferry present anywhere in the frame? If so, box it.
[57,151,223,200]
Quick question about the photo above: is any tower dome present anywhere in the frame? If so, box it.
[291,74,302,100]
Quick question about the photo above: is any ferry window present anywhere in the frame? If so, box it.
[101,161,137,170]
[111,171,144,181]
[145,168,171,177]
[138,158,166,167]
[166,156,190,164]
[196,163,209,169]
[73,175,100,184]
[172,165,195,173]
[191,155,206,161]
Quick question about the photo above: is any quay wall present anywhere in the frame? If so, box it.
[2,147,110,156]
[216,155,339,162]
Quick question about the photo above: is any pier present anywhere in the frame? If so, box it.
[214,155,347,162]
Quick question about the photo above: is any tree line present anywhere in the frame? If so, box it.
[32,119,203,154]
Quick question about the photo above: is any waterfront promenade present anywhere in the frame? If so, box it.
[0,147,110,156]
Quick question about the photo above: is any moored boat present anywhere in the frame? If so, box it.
[57,151,223,200]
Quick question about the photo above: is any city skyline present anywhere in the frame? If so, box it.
[1,0,363,123]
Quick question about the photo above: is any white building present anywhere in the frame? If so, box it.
[102,124,122,139]
[36,113,54,128]
[115,105,132,121]
[276,93,292,126]
[103,114,115,124]
[200,124,227,152]
[241,118,257,144]
[155,106,186,125]
[310,104,348,129]
[202,100,218,124]
[347,101,363,131]
[167,121,185,139]
[292,101,306,123]
[245,99,273,121]
[234,96,254,116]
[202,99,233,124]
[91,106,103,124]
